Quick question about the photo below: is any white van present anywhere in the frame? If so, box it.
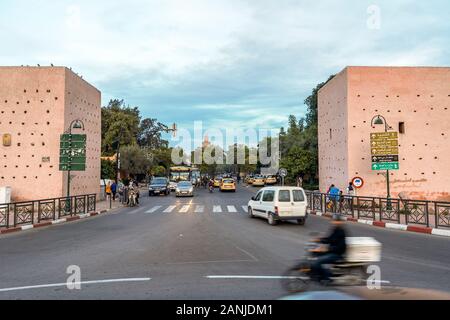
[247,187,308,225]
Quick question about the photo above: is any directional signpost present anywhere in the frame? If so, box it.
[370,131,398,209]
[370,132,399,171]
[59,133,86,212]
[59,134,87,171]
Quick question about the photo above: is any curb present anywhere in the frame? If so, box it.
[307,209,450,238]
[0,207,117,236]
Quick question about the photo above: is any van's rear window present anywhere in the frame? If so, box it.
[278,190,290,202]
[293,190,305,202]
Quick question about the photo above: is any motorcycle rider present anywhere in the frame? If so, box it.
[208,179,214,192]
[311,214,347,284]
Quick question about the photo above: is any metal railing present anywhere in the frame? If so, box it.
[0,194,96,229]
[305,191,450,229]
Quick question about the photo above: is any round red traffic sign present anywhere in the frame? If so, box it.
[352,177,364,188]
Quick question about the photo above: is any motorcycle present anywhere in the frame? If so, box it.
[209,185,214,193]
[281,235,372,293]
[128,189,137,207]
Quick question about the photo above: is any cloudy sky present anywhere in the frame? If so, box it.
[1,0,449,146]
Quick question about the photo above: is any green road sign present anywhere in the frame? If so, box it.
[59,163,86,171]
[60,148,86,157]
[59,156,86,164]
[60,134,86,142]
[59,134,87,172]
[60,141,86,149]
[372,162,399,170]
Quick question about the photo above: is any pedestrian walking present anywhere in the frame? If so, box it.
[118,181,124,203]
[105,181,112,201]
[327,184,340,213]
[346,182,355,196]
[297,175,303,187]
[111,181,117,201]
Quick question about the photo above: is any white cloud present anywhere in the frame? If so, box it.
[0,0,449,137]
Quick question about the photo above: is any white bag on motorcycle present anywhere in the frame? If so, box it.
[345,237,381,262]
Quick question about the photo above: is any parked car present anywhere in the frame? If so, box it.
[247,187,308,225]
[175,181,194,197]
[148,177,170,196]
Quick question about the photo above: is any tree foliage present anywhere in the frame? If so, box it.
[119,145,151,177]
[101,159,116,180]
[278,75,334,187]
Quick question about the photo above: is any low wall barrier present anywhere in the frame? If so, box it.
[0,194,97,229]
[305,191,450,229]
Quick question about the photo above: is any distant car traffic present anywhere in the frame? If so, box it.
[169,180,178,192]
[264,175,277,185]
[175,181,194,197]
[247,186,308,225]
[148,177,170,196]
[213,176,222,187]
[219,178,236,192]
[251,175,265,187]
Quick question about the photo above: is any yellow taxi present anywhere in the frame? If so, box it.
[264,175,277,185]
[245,175,254,185]
[252,175,265,186]
[220,178,236,192]
[213,177,222,187]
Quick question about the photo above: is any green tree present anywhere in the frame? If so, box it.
[101,99,141,155]
[119,145,151,177]
[100,159,116,180]
[277,75,335,188]
[138,118,169,149]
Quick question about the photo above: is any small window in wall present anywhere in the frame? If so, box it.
[329,128,332,140]
[399,122,405,134]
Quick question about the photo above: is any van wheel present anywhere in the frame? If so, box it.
[248,208,255,218]
[268,214,278,225]
[297,218,306,225]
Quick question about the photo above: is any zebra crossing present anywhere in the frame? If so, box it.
[143,204,248,214]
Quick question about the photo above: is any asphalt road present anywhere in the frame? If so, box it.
[0,184,449,299]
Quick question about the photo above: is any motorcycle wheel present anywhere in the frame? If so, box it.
[347,266,367,286]
[281,265,311,293]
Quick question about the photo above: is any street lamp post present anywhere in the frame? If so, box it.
[371,115,392,206]
[65,119,85,201]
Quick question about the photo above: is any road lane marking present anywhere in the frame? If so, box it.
[205,276,391,283]
[235,246,258,261]
[227,205,237,213]
[241,206,248,213]
[164,205,176,213]
[179,205,190,213]
[213,205,222,213]
[195,205,204,213]
[0,278,151,293]
[126,208,143,215]
[167,259,255,265]
[145,206,161,213]
[205,275,307,279]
